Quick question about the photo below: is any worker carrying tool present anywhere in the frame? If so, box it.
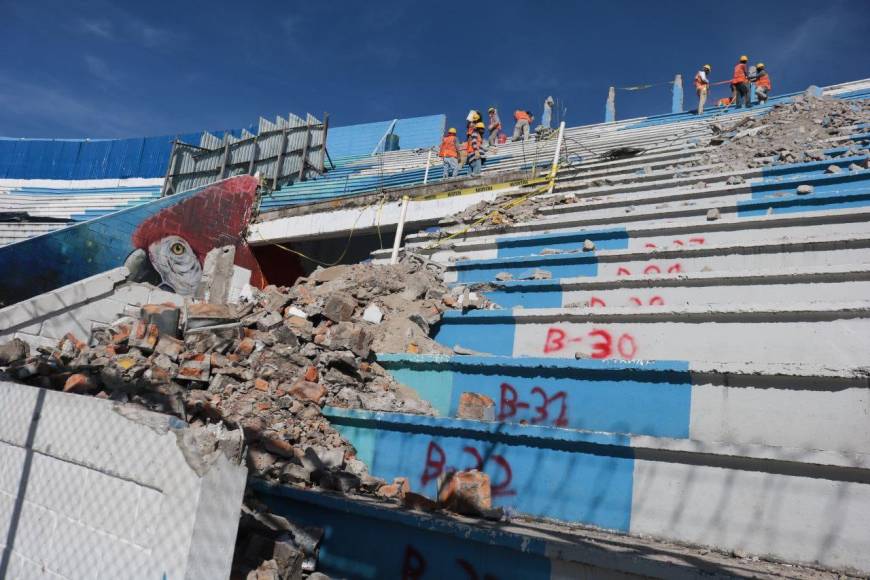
[512,109,532,141]
[466,122,486,176]
[731,55,751,109]
[466,110,482,136]
[753,63,772,104]
[439,128,460,179]
[694,64,712,114]
[487,107,502,146]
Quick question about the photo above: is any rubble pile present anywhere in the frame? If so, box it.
[0,259,492,494]
[694,91,870,171]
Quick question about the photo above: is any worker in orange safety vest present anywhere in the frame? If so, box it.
[694,64,712,114]
[466,122,486,176]
[439,128,460,178]
[731,55,751,109]
[487,107,502,146]
[753,63,772,104]
[512,109,532,141]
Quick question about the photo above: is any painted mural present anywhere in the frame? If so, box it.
[0,175,264,307]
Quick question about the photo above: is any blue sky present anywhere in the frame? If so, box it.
[1,0,868,139]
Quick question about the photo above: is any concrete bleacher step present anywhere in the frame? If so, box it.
[478,264,870,308]
[432,301,870,365]
[441,231,870,284]
[323,405,870,573]
[376,353,870,454]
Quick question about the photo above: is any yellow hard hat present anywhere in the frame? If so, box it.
[475,121,485,129]
[448,127,457,134]
[739,55,748,62]
[703,64,711,70]
[756,62,765,69]
[472,112,481,121]
[488,107,495,112]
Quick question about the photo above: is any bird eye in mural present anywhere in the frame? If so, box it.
[146,235,203,295]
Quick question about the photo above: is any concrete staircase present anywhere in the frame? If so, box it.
[259,88,870,578]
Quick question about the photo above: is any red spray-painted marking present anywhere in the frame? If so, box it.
[498,382,568,427]
[649,295,665,306]
[403,545,499,580]
[616,267,631,276]
[673,239,684,246]
[543,327,639,359]
[667,263,682,274]
[588,296,606,307]
[643,264,661,275]
[420,442,515,497]
[689,237,705,245]
[629,297,643,306]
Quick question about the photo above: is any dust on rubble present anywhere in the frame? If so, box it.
[0,256,497,500]
[692,90,870,171]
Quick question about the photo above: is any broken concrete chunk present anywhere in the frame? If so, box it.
[726,175,744,185]
[706,208,721,221]
[457,392,496,421]
[438,469,492,516]
[494,272,513,281]
[796,184,814,195]
[0,338,30,365]
[825,164,842,174]
[310,264,352,283]
[583,239,595,252]
[362,304,383,324]
[323,292,357,322]
[325,322,372,358]
[289,380,327,404]
[283,305,308,319]
[141,303,180,337]
[129,320,159,352]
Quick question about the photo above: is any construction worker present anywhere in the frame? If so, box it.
[731,55,751,109]
[439,128,459,179]
[466,110,482,137]
[694,64,711,114]
[512,109,532,141]
[466,122,486,176]
[487,107,501,146]
[717,97,732,107]
[753,63,772,104]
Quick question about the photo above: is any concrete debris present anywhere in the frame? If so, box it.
[582,239,595,252]
[706,208,721,221]
[0,257,494,502]
[697,92,870,171]
[437,470,492,516]
[457,392,496,421]
[726,175,744,185]
[797,184,814,195]
[495,271,513,281]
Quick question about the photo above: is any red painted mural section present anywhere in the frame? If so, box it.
[131,175,266,288]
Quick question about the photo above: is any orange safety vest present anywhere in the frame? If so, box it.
[755,72,771,90]
[488,113,501,131]
[732,63,748,84]
[439,135,458,158]
[466,132,482,155]
[694,71,709,91]
[514,110,530,122]
[717,97,732,107]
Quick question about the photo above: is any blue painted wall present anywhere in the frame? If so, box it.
[326,114,446,160]
[256,482,552,580]
[328,409,636,532]
[380,356,692,438]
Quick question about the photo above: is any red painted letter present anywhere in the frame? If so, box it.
[421,441,445,486]
[544,327,566,353]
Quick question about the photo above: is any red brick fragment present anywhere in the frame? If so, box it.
[438,470,491,515]
[63,373,97,394]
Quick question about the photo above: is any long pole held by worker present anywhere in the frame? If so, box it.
[422,150,432,185]
[547,121,566,194]
[390,195,411,264]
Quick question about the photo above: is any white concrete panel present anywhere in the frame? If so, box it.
[630,459,870,572]
[511,315,870,366]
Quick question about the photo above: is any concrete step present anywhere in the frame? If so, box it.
[252,480,845,580]
[478,264,870,308]
[442,231,870,284]
[323,406,870,573]
[431,301,870,365]
[378,353,870,455]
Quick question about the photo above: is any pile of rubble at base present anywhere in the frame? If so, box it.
[0,258,496,495]
[695,90,870,171]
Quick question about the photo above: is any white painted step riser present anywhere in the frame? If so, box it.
[441,247,870,283]
[557,280,870,309]
[431,221,870,264]
[503,318,870,366]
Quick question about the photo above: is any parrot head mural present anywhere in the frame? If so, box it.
[130,175,265,296]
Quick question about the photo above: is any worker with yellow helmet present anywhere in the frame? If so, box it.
[439,127,460,178]
[753,62,772,104]
[487,107,502,146]
[730,55,751,109]
[466,121,487,176]
[694,64,712,114]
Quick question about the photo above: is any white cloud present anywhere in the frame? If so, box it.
[83,55,116,82]
[78,17,114,39]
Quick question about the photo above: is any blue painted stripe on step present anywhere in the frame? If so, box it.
[325,408,635,531]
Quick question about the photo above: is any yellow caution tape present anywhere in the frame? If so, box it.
[413,176,550,202]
